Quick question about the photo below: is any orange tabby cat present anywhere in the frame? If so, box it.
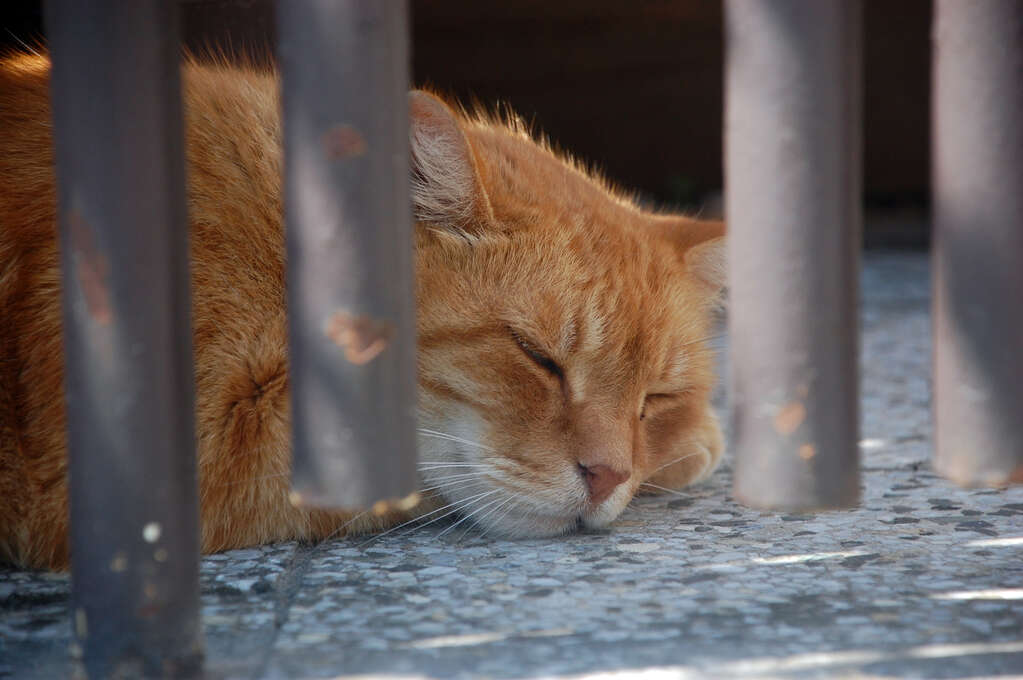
[0,54,725,570]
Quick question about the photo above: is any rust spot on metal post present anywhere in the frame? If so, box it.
[69,211,112,324]
[774,401,807,435]
[323,124,367,160]
[325,311,394,364]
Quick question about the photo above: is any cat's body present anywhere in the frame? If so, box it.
[0,54,725,570]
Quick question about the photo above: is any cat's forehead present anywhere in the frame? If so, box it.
[501,232,703,361]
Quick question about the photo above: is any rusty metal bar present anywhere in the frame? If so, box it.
[932,0,1023,486]
[277,0,418,508]
[45,2,203,677]
[725,0,862,509]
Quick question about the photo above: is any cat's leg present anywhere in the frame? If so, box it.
[194,320,318,552]
[193,320,430,552]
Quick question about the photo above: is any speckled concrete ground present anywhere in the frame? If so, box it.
[3,252,1022,679]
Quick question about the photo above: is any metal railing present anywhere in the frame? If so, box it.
[47,2,202,677]
[931,0,1023,486]
[41,0,1022,676]
[277,1,418,511]
[725,0,862,509]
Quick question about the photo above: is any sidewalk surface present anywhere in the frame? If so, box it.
[3,252,1022,679]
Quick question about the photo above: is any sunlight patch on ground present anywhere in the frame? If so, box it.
[405,631,508,649]
[521,640,1023,680]
[966,536,1023,548]
[932,588,1023,601]
[751,550,866,565]
[714,640,1023,676]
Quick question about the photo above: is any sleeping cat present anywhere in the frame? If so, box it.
[0,54,726,570]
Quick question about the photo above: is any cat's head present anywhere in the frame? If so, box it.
[411,91,725,537]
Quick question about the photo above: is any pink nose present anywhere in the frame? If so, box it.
[579,464,630,504]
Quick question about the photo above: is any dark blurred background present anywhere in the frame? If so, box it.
[2,0,932,248]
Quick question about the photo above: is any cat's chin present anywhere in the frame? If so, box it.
[467,495,631,539]
[579,487,634,532]
[500,508,622,538]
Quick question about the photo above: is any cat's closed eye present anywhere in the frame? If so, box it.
[640,392,682,420]
[510,328,564,381]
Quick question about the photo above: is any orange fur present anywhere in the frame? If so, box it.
[0,54,725,570]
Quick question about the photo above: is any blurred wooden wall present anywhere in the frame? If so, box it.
[2,0,933,245]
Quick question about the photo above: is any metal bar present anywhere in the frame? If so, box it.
[932,0,1023,486]
[277,0,418,509]
[45,2,203,677]
[725,0,862,509]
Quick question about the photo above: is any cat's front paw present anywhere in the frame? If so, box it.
[643,409,724,492]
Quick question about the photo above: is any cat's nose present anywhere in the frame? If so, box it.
[579,463,630,505]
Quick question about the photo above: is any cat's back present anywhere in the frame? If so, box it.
[181,59,287,324]
[0,53,287,341]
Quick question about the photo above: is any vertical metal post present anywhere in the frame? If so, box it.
[932,0,1023,486]
[277,1,418,509]
[725,0,862,509]
[45,2,202,677]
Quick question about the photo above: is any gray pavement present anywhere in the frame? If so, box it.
[3,252,1022,679]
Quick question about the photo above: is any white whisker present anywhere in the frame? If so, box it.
[355,488,499,548]
[316,508,373,547]
[416,481,487,497]
[392,488,505,539]
[436,494,509,539]
[639,482,691,498]
[396,489,503,539]
[419,471,489,484]
[648,450,704,475]
[416,428,494,451]
[481,501,521,538]
[456,494,518,541]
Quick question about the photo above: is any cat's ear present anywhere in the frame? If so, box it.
[685,233,727,295]
[659,218,727,296]
[409,90,494,234]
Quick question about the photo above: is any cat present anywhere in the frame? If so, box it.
[0,53,726,570]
